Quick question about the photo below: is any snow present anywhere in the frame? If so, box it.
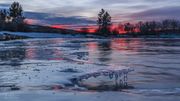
[0,31,89,38]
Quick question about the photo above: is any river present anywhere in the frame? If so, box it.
[0,38,180,101]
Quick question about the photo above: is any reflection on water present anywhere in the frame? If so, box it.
[25,39,64,60]
[0,39,149,65]
[97,40,112,63]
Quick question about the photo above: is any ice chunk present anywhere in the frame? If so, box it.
[71,67,134,89]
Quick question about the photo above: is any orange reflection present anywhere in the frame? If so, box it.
[25,48,36,59]
[111,38,143,52]
[85,42,98,63]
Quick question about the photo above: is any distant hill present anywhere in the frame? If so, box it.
[27,25,80,34]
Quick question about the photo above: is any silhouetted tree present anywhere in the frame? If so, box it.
[171,19,179,31]
[161,19,180,32]
[124,23,134,34]
[8,2,26,31]
[162,20,168,31]
[0,10,7,30]
[97,9,112,36]
[148,21,157,33]
[138,21,154,34]
[0,10,7,21]
[117,23,124,34]
[112,28,119,35]
[9,2,23,18]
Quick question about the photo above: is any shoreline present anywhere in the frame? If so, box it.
[0,31,180,42]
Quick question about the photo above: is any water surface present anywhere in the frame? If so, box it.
[0,38,180,101]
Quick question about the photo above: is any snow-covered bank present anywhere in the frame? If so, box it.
[0,31,97,38]
[1,31,180,40]
[0,32,28,41]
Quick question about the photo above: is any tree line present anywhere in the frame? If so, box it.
[95,9,180,36]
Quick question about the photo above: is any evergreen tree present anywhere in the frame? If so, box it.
[0,9,7,30]
[148,21,157,33]
[171,19,178,31]
[124,23,134,34]
[0,10,7,21]
[9,2,26,31]
[97,9,112,35]
[9,2,23,18]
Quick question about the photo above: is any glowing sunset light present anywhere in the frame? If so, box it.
[79,25,98,33]
[50,25,65,29]
[1,0,179,27]
[49,24,98,33]
[88,28,96,33]
[24,19,39,25]
[1,0,178,35]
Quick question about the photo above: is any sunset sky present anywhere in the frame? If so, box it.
[0,0,180,29]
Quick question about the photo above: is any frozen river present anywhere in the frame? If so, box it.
[0,38,180,101]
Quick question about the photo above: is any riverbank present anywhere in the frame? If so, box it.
[0,32,28,41]
[0,31,100,40]
[1,31,180,42]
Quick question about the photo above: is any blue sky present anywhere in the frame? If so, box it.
[0,0,180,26]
